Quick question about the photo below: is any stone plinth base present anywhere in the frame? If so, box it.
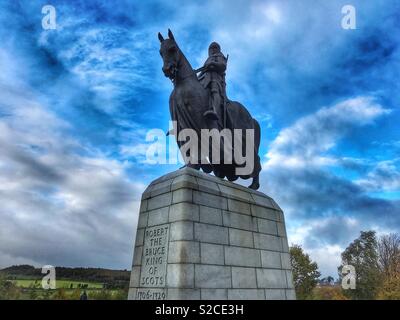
[128,168,295,300]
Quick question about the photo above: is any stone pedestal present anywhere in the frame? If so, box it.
[128,168,296,300]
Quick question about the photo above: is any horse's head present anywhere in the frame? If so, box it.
[158,29,180,80]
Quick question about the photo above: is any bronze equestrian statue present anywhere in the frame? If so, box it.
[158,29,261,190]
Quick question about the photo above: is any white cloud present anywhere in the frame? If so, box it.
[258,3,282,25]
[307,245,343,278]
[287,216,360,277]
[264,97,390,169]
[258,96,396,278]
[0,85,144,269]
[356,159,400,192]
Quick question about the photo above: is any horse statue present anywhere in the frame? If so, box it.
[158,29,261,190]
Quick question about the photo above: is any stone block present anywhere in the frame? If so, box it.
[280,253,291,270]
[277,222,287,237]
[171,174,198,191]
[200,243,225,265]
[172,188,193,204]
[250,194,275,209]
[285,289,296,300]
[223,211,257,231]
[225,247,261,267]
[265,289,286,300]
[270,198,283,212]
[196,177,220,194]
[256,269,287,288]
[139,199,148,213]
[251,205,279,221]
[132,246,142,266]
[193,190,228,210]
[199,206,222,225]
[137,212,148,229]
[232,267,257,288]
[170,221,194,241]
[194,223,228,244]
[253,233,282,251]
[147,207,169,227]
[130,266,141,287]
[150,180,172,197]
[229,229,254,248]
[169,202,199,222]
[135,228,145,247]
[167,264,194,288]
[219,184,254,202]
[261,250,282,269]
[168,241,200,264]
[286,270,294,289]
[195,265,231,288]
[257,218,277,235]
[281,237,289,253]
[228,198,251,215]
[147,193,172,211]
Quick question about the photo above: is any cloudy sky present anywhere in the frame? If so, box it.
[0,0,399,277]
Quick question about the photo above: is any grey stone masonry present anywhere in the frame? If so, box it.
[128,168,295,300]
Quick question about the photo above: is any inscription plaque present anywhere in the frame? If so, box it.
[139,224,169,289]
[136,288,167,300]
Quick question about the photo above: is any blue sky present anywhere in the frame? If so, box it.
[0,0,399,277]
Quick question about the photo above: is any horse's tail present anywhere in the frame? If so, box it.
[253,118,262,175]
[253,118,261,151]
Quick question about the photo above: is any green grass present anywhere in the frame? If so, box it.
[15,279,103,289]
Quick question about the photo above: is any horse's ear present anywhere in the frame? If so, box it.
[168,29,175,41]
[158,32,164,42]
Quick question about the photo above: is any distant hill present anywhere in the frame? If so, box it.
[0,265,130,288]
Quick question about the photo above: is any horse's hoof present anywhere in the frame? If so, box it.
[201,165,213,173]
[249,181,260,190]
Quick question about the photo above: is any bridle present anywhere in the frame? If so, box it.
[170,52,196,85]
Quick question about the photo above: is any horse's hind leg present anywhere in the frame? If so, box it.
[249,173,260,190]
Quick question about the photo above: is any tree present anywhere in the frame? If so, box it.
[0,277,21,300]
[290,244,321,299]
[377,272,400,300]
[377,233,400,300]
[378,233,400,276]
[338,231,382,300]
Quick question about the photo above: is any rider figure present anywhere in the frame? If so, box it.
[198,42,228,121]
